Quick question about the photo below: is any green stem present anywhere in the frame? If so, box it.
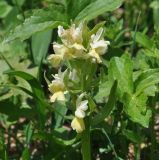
[81,119,91,160]
[135,127,141,160]
[135,144,140,160]
[131,11,141,56]
[0,54,14,70]
[150,97,156,160]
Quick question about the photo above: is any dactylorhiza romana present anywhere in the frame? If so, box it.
[48,23,110,133]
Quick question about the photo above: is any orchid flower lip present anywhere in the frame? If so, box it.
[75,108,86,118]
[78,100,88,111]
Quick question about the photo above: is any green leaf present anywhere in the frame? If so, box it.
[12,0,26,6]
[4,70,44,100]
[133,51,150,70]
[68,0,93,19]
[150,1,159,9]
[25,123,33,145]
[4,70,48,128]
[33,131,78,146]
[135,69,159,96]
[53,101,68,128]
[88,96,97,113]
[31,29,52,65]
[75,0,123,21]
[123,93,151,128]
[132,32,154,50]
[89,21,106,36]
[21,148,30,160]
[143,48,159,59]
[94,80,113,103]
[0,98,33,121]
[91,81,117,126]
[0,0,12,18]
[108,54,133,98]
[5,7,68,42]
[122,129,143,143]
[151,1,159,27]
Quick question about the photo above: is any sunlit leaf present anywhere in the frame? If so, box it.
[75,0,123,21]
[108,54,133,98]
[5,7,68,42]
[31,29,52,65]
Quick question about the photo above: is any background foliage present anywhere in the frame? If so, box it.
[0,0,159,159]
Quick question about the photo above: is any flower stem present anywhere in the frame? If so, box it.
[150,97,156,160]
[135,127,141,160]
[81,118,91,160]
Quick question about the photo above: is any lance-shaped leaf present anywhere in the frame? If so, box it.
[31,29,52,65]
[75,0,123,21]
[91,81,117,126]
[132,32,159,59]
[132,32,154,50]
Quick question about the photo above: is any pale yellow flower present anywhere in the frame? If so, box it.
[48,71,66,102]
[88,49,102,63]
[58,24,83,45]
[75,100,88,118]
[57,24,86,59]
[88,28,110,63]
[48,54,63,68]
[50,91,65,102]
[71,117,85,133]
[49,23,88,67]
[53,42,68,56]
[71,93,88,133]
[48,43,69,67]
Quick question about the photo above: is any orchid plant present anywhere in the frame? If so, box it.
[2,0,158,159]
[48,22,110,159]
